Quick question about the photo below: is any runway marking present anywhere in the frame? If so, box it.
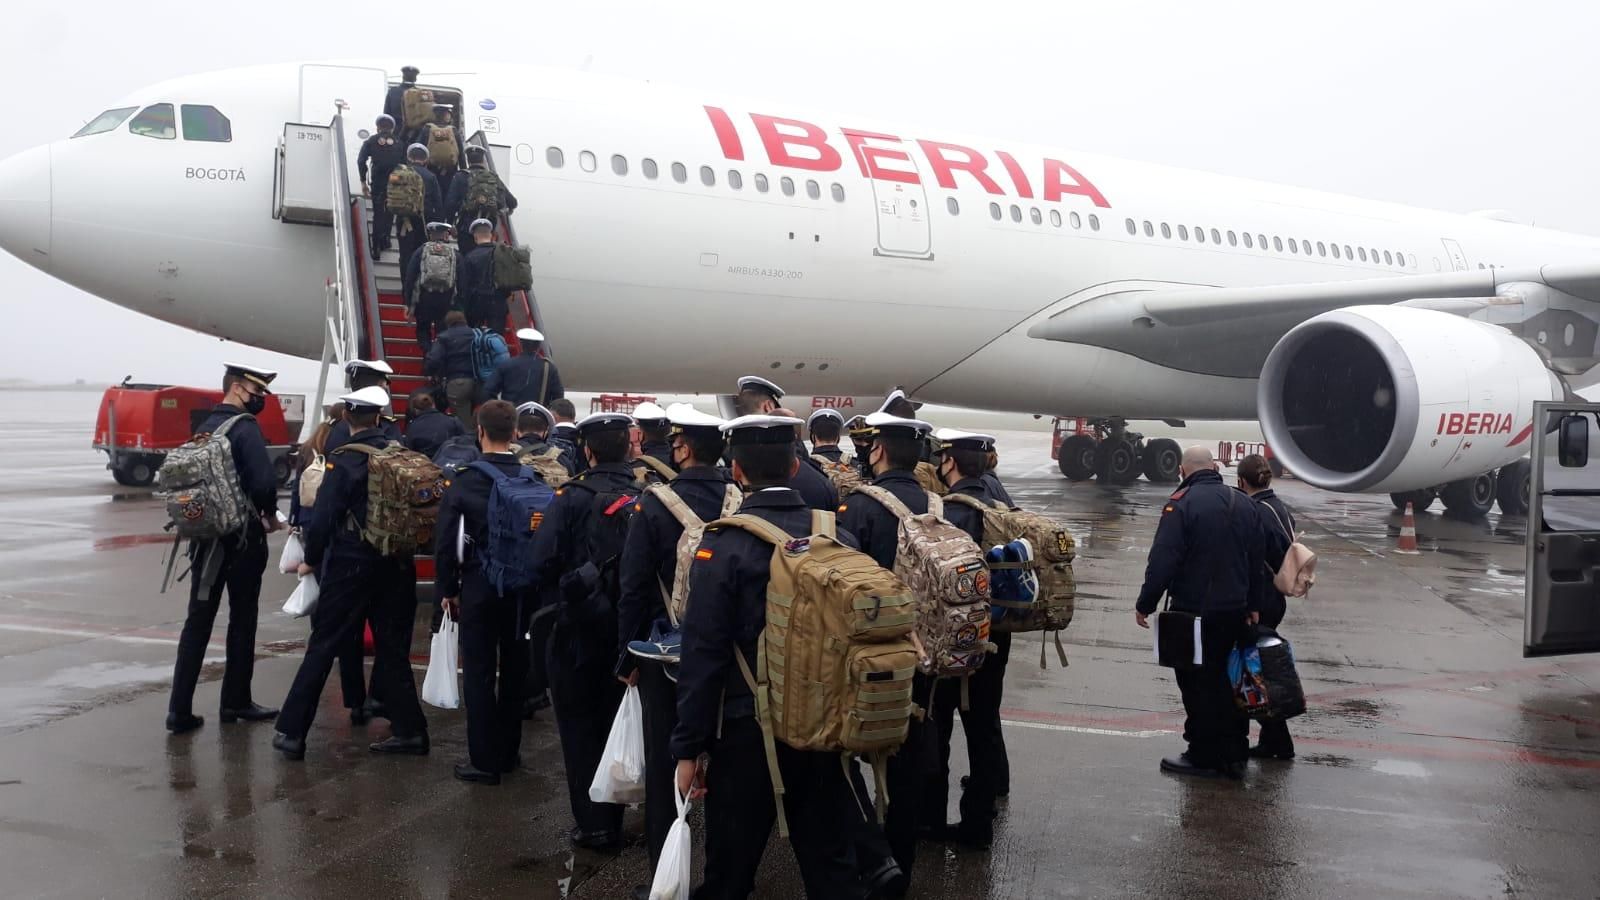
[1003,718,1170,739]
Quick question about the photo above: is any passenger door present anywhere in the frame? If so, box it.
[298,64,388,188]
[1525,400,1600,655]
[1440,238,1469,271]
[843,130,932,260]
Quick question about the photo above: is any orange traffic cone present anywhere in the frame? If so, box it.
[1395,501,1421,555]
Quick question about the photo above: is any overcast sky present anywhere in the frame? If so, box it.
[3,0,1597,388]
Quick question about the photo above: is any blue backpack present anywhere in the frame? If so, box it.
[467,461,555,593]
[471,328,510,382]
[431,434,481,478]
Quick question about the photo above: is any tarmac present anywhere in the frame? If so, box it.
[3,390,1600,899]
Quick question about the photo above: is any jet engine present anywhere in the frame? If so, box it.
[1257,305,1561,494]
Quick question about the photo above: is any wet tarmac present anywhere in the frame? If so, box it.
[3,391,1600,898]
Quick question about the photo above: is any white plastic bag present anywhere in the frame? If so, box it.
[422,610,461,709]
[648,788,693,900]
[278,532,305,574]
[588,685,646,804]
[282,573,319,618]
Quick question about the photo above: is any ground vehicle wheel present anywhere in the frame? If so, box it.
[273,454,294,487]
[113,456,157,487]
[1141,438,1181,483]
[1495,459,1531,516]
[1390,490,1434,512]
[1439,473,1497,519]
[1058,434,1098,481]
[1096,438,1140,484]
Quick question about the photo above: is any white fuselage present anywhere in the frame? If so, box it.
[3,60,1598,420]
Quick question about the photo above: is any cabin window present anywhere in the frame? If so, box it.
[1242,233,1254,249]
[579,150,597,173]
[1316,241,1326,257]
[1196,227,1206,244]
[1210,228,1222,244]
[990,202,1002,220]
[1358,247,1368,262]
[671,162,687,183]
[73,107,138,138]
[947,197,960,215]
[181,105,231,142]
[546,147,565,169]
[806,179,821,200]
[781,176,795,196]
[611,154,628,176]
[1344,244,1354,259]
[1010,205,1022,223]
[1031,207,1043,225]
[1258,234,1268,250]
[729,170,743,189]
[1178,224,1189,241]
[754,173,769,192]
[1288,238,1299,253]
[1331,243,1341,259]
[832,183,846,202]
[1070,211,1082,229]
[641,157,657,179]
[700,165,715,186]
[1049,209,1062,227]
[1088,214,1100,231]
[1142,220,1153,237]
[128,103,176,140]
[1227,230,1237,247]
[1125,218,1137,235]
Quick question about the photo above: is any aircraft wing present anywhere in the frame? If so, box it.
[1026,261,1600,378]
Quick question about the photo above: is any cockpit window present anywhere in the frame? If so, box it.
[72,107,138,138]
[181,105,232,142]
[128,104,176,140]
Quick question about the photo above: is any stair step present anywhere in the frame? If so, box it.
[378,305,408,323]
[388,358,426,377]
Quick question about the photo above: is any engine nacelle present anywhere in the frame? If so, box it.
[1257,305,1561,493]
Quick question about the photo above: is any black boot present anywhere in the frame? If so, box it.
[219,702,279,723]
[166,712,204,734]
[369,733,429,755]
[453,762,501,785]
[272,732,306,760]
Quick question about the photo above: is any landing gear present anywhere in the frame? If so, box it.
[1439,472,1498,519]
[1390,489,1436,512]
[1141,438,1182,484]
[111,454,158,487]
[1058,434,1098,481]
[1096,438,1140,485]
[1495,459,1531,517]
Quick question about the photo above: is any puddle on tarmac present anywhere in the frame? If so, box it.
[1372,759,1431,778]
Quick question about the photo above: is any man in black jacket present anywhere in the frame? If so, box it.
[273,387,429,761]
[424,310,479,432]
[846,416,875,481]
[325,360,401,453]
[772,406,838,512]
[436,400,535,785]
[402,387,464,458]
[382,66,421,140]
[526,412,640,849]
[672,415,887,900]
[616,404,735,887]
[807,408,847,463]
[167,363,283,734]
[446,146,519,248]
[357,114,406,257]
[392,144,443,267]
[403,222,462,354]
[837,412,938,886]
[1238,454,1295,760]
[458,219,508,334]
[1135,445,1266,779]
[924,429,1009,849]
[484,328,563,406]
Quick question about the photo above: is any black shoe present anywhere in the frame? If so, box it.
[166,712,204,734]
[1248,744,1295,761]
[951,820,994,850]
[272,732,306,761]
[1220,761,1248,781]
[861,856,905,899]
[500,754,523,774]
[453,763,501,785]
[369,733,429,755]
[1160,754,1223,778]
[219,702,278,724]
[350,706,371,726]
[362,698,389,721]
[570,829,622,851]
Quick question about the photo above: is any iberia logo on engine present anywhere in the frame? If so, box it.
[1437,413,1515,436]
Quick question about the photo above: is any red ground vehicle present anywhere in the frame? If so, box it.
[93,381,304,487]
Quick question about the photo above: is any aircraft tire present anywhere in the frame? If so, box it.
[1390,490,1435,512]
[1097,438,1140,485]
[1440,473,1497,519]
[1141,439,1181,483]
[1496,460,1531,517]
[1058,435,1098,481]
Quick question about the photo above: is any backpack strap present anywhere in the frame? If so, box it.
[927,492,944,519]
[712,512,793,547]
[466,459,514,484]
[635,454,677,483]
[720,483,743,517]
[1261,499,1295,542]
[212,413,255,439]
[651,482,702,530]
[854,484,914,521]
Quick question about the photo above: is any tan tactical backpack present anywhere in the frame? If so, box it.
[401,87,435,129]
[944,493,1077,667]
[426,124,459,168]
[713,509,918,835]
[332,444,445,556]
[515,444,570,489]
[852,486,992,679]
[652,482,742,626]
[914,460,948,496]
[812,454,864,497]
[386,166,425,219]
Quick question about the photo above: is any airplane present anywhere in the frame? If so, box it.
[2,59,1598,522]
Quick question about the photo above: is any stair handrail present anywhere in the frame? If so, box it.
[330,112,381,362]
[464,131,548,359]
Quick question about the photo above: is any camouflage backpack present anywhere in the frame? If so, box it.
[401,87,435,129]
[386,166,425,219]
[419,240,456,292]
[652,482,743,626]
[459,168,503,220]
[853,486,992,678]
[914,461,948,496]
[812,454,864,498]
[944,493,1077,667]
[157,414,256,540]
[332,443,446,556]
[426,124,459,168]
[515,443,571,489]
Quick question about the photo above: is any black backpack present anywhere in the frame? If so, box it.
[557,482,638,623]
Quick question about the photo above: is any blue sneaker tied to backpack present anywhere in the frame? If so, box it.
[628,618,683,681]
[985,538,1038,628]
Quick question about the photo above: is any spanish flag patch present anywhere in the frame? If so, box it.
[694,548,714,561]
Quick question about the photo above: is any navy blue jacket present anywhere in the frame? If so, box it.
[402,243,462,311]
[1250,488,1295,628]
[640,441,674,470]
[1135,469,1266,616]
[424,323,478,380]
[551,425,587,476]
[458,243,499,300]
[444,164,519,220]
[325,416,401,454]
[982,471,1015,508]
[386,163,443,223]
[305,428,387,566]
[527,461,639,609]
[403,409,465,460]
[434,450,522,599]
[357,133,405,185]
[810,445,845,464]
[616,466,737,678]
[839,469,930,570]
[789,452,839,512]
[196,404,278,518]
[670,487,859,760]
[382,83,414,129]
[944,476,998,544]
[484,354,563,406]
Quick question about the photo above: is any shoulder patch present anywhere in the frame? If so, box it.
[325,462,335,471]
[1169,488,1188,501]
[694,548,714,561]
[1163,504,1175,514]
[838,504,848,512]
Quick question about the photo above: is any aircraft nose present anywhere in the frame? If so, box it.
[0,143,52,270]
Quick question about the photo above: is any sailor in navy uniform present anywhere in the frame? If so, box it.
[807,407,847,463]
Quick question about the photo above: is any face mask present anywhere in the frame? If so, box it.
[243,394,267,415]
